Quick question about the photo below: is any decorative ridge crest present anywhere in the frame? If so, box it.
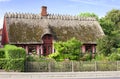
[5,12,41,19]
[4,12,96,21]
[47,14,96,21]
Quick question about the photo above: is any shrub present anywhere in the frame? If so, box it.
[80,61,95,71]
[0,49,5,58]
[108,53,120,61]
[26,55,36,61]
[96,61,117,71]
[95,53,107,61]
[4,45,26,59]
[26,55,52,62]
[6,48,26,59]
[5,58,25,71]
[4,44,18,50]
[80,53,92,61]
[49,38,82,61]
[0,58,8,69]
[0,44,27,72]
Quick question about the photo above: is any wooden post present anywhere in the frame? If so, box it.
[25,46,28,54]
[82,45,86,53]
[48,62,51,72]
[117,61,118,71]
[92,45,96,53]
[95,61,97,71]
[36,45,39,55]
[72,61,74,72]
[41,45,43,55]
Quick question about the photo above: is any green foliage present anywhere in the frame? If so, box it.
[108,53,119,61]
[5,58,25,71]
[97,36,113,56]
[105,9,120,29]
[97,61,117,71]
[0,58,8,69]
[95,54,107,61]
[0,49,5,58]
[4,44,26,59]
[99,18,115,36]
[6,48,26,59]
[108,48,120,61]
[4,44,18,49]
[99,9,120,36]
[49,38,82,61]
[26,55,52,62]
[78,12,99,20]
[97,9,120,58]
[0,44,26,71]
[80,53,92,61]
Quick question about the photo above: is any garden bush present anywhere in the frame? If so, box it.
[0,44,27,72]
[0,49,5,58]
[26,55,51,62]
[6,48,26,59]
[96,61,117,71]
[25,62,48,72]
[0,58,8,69]
[49,38,82,61]
[50,61,72,72]
[95,53,107,61]
[4,45,26,59]
[80,53,92,61]
[5,58,25,71]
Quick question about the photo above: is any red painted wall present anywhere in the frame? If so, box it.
[1,17,9,45]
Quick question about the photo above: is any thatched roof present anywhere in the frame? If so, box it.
[4,12,104,44]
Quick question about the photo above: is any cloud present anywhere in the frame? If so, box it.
[0,0,11,2]
[69,0,120,8]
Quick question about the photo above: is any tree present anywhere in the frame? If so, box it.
[105,9,120,29]
[100,9,120,33]
[48,38,82,61]
[78,12,99,20]
[97,36,114,56]
[99,18,115,36]
[97,9,120,56]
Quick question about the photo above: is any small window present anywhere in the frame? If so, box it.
[28,46,36,55]
[85,45,92,53]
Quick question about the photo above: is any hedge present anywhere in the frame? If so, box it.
[5,58,25,72]
[0,49,5,58]
[0,45,26,72]
[0,58,8,69]
[6,48,26,59]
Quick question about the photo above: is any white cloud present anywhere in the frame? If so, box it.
[0,0,11,2]
[69,0,120,8]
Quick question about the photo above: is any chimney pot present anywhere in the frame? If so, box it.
[41,6,47,16]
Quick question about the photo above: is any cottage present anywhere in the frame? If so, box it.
[2,6,104,56]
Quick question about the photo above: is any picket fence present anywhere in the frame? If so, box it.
[25,61,120,72]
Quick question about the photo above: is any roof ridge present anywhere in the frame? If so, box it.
[5,12,41,19]
[4,12,96,21]
[48,14,96,21]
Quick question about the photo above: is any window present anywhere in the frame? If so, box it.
[85,45,92,53]
[28,46,36,55]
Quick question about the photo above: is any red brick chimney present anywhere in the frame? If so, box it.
[41,6,47,16]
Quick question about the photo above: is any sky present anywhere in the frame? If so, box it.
[0,0,120,28]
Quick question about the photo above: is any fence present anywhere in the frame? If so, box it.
[25,61,120,72]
